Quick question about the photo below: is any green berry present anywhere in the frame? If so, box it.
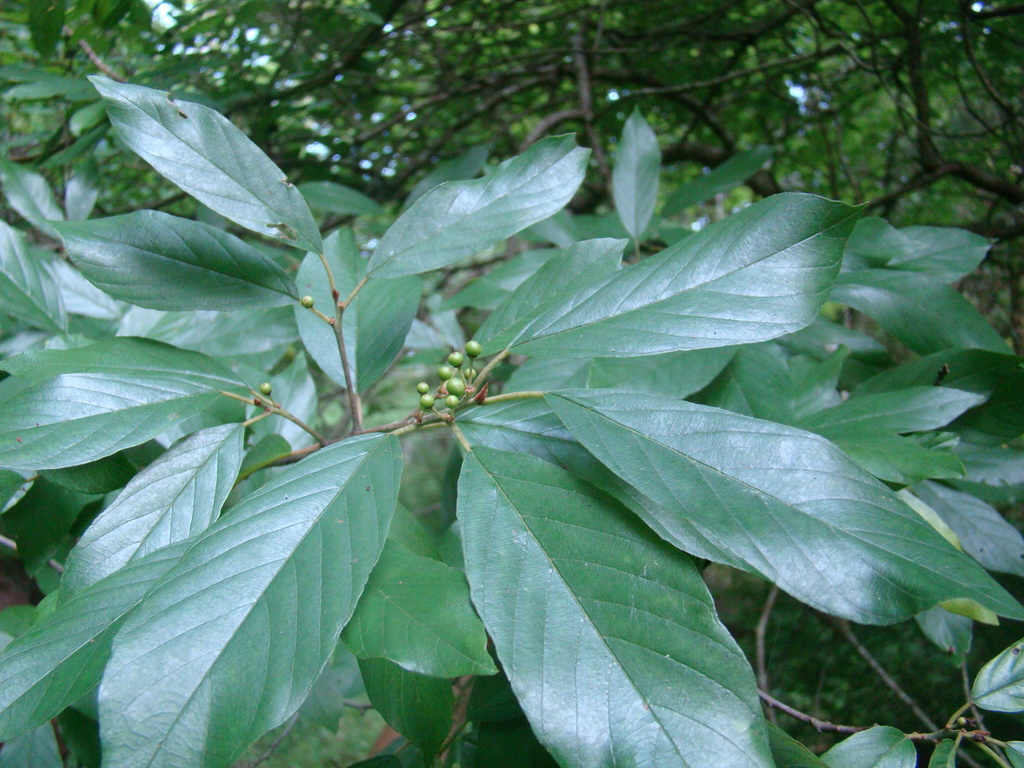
[445,394,460,409]
[446,377,466,398]
[437,365,454,381]
[465,367,477,380]
[448,351,464,367]
[300,295,315,308]
[259,382,273,396]
[419,394,436,410]
[465,340,482,357]
[416,381,430,394]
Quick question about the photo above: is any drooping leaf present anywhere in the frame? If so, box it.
[295,229,421,391]
[62,423,243,593]
[90,77,322,252]
[477,238,625,349]
[359,657,452,759]
[0,160,64,238]
[612,110,660,240]
[504,194,860,358]
[830,270,1008,355]
[914,605,972,664]
[0,338,247,470]
[927,739,957,768]
[0,542,188,740]
[821,727,916,768]
[913,481,1024,577]
[343,540,496,677]
[55,211,299,310]
[972,636,1024,712]
[459,447,773,768]
[661,146,771,216]
[367,135,588,277]
[545,389,1024,624]
[767,723,829,767]
[0,220,66,333]
[98,434,401,768]
[298,180,384,217]
[0,721,62,768]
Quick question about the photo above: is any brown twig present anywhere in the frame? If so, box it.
[65,29,126,82]
[245,711,300,768]
[757,690,868,734]
[755,585,780,725]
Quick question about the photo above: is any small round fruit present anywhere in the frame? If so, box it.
[446,377,466,397]
[447,351,464,367]
[465,340,482,357]
[416,381,430,394]
[437,365,454,381]
[259,382,273,396]
[465,367,477,380]
[445,394,460,409]
[419,394,436,410]
[300,295,315,308]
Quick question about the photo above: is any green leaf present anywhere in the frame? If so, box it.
[98,434,401,768]
[404,144,490,207]
[913,481,1024,577]
[831,270,1008,355]
[950,445,1024,506]
[844,217,989,282]
[0,220,66,332]
[0,478,98,576]
[459,447,773,768]
[767,722,829,767]
[246,352,318,449]
[612,110,660,241]
[1006,742,1024,768]
[0,160,64,238]
[55,211,299,310]
[359,657,452,758]
[28,0,66,58]
[0,722,62,768]
[477,238,625,350]
[545,389,1024,624]
[62,424,243,593]
[299,642,365,730]
[0,470,27,510]
[297,180,384,217]
[506,194,860,358]
[476,719,560,768]
[343,540,496,677]
[821,727,915,768]
[799,387,986,436]
[367,135,588,277]
[0,542,187,740]
[586,347,735,400]
[40,451,138,494]
[661,146,771,216]
[440,249,555,311]
[295,230,421,391]
[89,77,322,252]
[927,740,957,768]
[915,605,972,664]
[972,636,1024,712]
[0,338,247,470]
[829,433,965,485]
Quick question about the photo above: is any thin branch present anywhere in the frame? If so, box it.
[571,29,612,190]
[757,691,868,734]
[0,534,64,574]
[246,711,300,768]
[66,30,126,82]
[755,585,780,724]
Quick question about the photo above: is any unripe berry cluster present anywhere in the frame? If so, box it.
[417,340,484,413]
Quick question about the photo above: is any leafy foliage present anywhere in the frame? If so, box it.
[0,33,1023,768]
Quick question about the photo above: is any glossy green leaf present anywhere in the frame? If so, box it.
[440,249,555,311]
[55,211,299,310]
[90,77,322,252]
[0,543,187,740]
[972,636,1024,712]
[612,110,660,240]
[546,389,1024,624]
[297,180,384,217]
[800,387,985,436]
[359,657,452,758]
[404,144,490,207]
[459,447,773,768]
[295,229,421,391]
[0,722,62,768]
[830,270,1008,355]
[821,727,915,768]
[0,338,246,470]
[478,238,625,350]
[367,135,588,277]
[950,445,1024,506]
[914,605,972,663]
[98,434,401,768]
[343,540,495,677]
[0,470,26,510]
[767,723,829,768]
[844,217,989,282]
[828,433,965,485]
[0,220,66,333]
[1006,742,1024,768]
[62,423,243,593]
[661,146,771,216]
[586,347,735,400]
[507,194,859,358]
[50,259,123,321]
[913,481,1024,577]
[40,451,137,494]
[0,160,64,238]
[299,642,364,730]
